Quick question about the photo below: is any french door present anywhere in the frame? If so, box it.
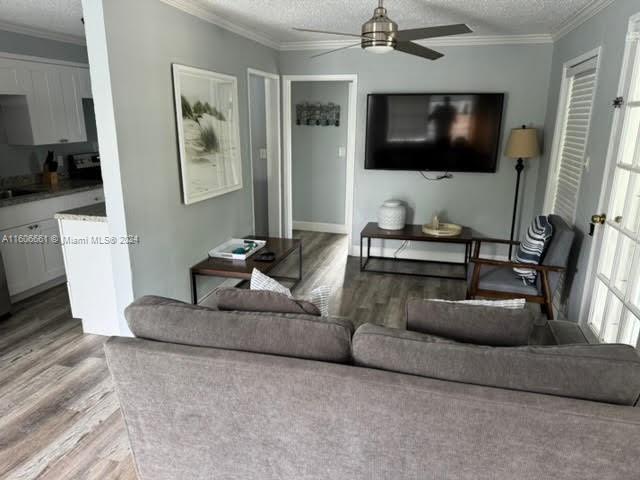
[586,16,640,347]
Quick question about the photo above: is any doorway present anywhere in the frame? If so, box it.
[581,13,640,347]
[247,68,282,237]
[283,75,357,246]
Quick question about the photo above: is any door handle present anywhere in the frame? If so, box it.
[589,213,606,236]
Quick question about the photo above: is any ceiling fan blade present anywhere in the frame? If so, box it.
[311,42,361,58]
[293,27,365,39]
[396,24,472,42]
[395,41,444,60]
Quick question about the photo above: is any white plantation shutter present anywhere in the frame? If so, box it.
[550,56,599,224]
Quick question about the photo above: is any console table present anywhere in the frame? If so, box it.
[360,223,473,280]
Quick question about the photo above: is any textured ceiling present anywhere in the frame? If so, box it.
[0,0,601,45]
[190,0,597,41]
[0,0,84,41]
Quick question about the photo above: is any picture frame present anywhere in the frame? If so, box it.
[172,64,243,204]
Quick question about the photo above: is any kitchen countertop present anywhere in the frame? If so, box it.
[55,202,107,223]
[0,179,103,208]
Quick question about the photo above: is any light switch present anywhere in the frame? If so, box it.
[338,147,346,158]
[259,148,267,159]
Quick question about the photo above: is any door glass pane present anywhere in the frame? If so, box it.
[613,234,635,293]
[618,106,640,166]
[619,310,640,347]
[623,172,640,234]
[588,279,608,335]
[610,168,630,220]
[597,225,619,280]
[602,294,624,343]
[629,48,640,102]
[630,250,640,311]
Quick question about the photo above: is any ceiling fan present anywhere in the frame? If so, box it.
[293,0,472,59]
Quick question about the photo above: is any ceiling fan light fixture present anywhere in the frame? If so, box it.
[361,1,397,54]
[366,45,394,54]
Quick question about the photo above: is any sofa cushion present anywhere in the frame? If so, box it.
[467,262,540,296]
[216,288,321,316]
[352,323,640,405]
[406,299,535,346]
[125,295,353,363]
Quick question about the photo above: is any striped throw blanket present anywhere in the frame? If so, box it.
[513,216,553,284]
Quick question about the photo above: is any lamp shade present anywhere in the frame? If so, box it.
[505,127,540,159]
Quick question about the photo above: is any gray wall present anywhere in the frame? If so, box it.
[533,0,640,320]
[0,29,95,179]
[280,45,553,256]
[249,74,268,236]
[292,81,348,225]
[101,0,279,301]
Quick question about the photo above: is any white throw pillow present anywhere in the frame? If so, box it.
[431,298,526,309]
[250,268,292,297]
[250,269,331,316]
[309,285,331,317]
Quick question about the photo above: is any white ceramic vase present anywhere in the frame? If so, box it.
[377,200,406,230]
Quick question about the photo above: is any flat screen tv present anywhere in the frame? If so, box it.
[365,93,504,172]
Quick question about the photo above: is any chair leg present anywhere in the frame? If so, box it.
[541,271,554,320]
[545,301,554,320]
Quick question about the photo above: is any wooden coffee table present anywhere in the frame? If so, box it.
[190,237,302,304]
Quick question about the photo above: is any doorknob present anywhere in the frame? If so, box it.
[589,213,606,236]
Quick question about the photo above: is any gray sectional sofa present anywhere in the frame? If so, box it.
[106,296,640,480]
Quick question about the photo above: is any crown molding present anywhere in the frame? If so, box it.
[552,0,617,41]
[0,20,85,46]
[280,34,553,51]
[159,0,280,50]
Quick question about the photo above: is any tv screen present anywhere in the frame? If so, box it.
[365,93,504,172]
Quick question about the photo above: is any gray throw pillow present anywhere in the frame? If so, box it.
[217,288,321,316]
[406,299,535,346]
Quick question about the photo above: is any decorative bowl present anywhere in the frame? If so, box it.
[422,223,462,237]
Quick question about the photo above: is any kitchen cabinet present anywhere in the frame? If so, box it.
[0,56,92,145]
[39,218,66,281]
[60,67,91,143]
[0,223,37,295]
[0,187,104,297]
[0,57,30,95]
[0,219,64,295]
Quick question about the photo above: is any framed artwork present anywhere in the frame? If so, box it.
[172,64,243,204]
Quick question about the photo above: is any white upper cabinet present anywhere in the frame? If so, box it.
[60,67,90,143]
[0,56,92,146]
[0,58,30,95]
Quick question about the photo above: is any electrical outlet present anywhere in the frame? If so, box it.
[259,148,267,159]
[338,147,346,157]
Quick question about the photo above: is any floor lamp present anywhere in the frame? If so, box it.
[505,126,540,259]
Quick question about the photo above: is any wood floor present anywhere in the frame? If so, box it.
[0,230,466,479]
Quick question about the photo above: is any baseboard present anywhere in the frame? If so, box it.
[293,221,348,235]
[349,243,508,263]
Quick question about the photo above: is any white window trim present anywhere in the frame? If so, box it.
[542,47,602,220]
